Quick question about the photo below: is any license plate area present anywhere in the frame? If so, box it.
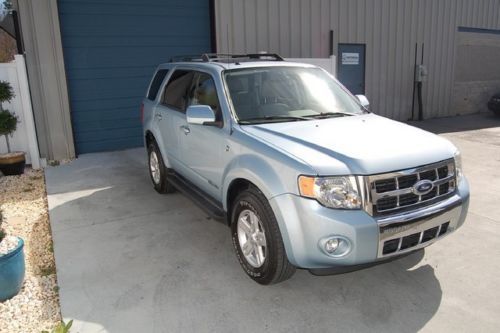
[377,203,461,258]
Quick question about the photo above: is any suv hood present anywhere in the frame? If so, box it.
[240,114,457,175]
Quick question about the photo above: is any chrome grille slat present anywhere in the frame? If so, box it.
[367,159,456,216]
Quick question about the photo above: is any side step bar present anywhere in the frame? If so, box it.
[166,172,227,223]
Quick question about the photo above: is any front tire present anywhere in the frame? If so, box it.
[147,142,175,194]
[231,186,296,285]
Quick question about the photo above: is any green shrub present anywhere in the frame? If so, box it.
[41,320,73,333]
[0,81,14,104]
[0,109,18,136]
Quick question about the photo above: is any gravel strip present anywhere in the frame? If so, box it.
[0,169,61,333]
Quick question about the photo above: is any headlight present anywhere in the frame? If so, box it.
[298,175,361,209]
[454,150,463,185]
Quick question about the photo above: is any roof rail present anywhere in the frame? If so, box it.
[169,53,284,63]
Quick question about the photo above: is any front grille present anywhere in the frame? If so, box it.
[382,222,450,255]
[369,160,456,216]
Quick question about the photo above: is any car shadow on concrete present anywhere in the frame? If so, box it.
[46,149,442,333]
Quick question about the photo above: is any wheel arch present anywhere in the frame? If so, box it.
[144,130,171,168]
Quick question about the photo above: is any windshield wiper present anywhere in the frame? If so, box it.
[239,115,312,124]
[304,112,353,119]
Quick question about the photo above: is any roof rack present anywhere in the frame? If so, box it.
[169,53,284,63]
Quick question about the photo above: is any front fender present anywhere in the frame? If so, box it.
[222,154,291,211]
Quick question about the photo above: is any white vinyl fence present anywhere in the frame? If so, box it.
[0,55,40,168]
[286,56,336,76]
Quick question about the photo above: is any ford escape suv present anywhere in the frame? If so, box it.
[141,53,470,285]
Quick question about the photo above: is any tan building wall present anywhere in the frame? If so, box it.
[215,0,500,120]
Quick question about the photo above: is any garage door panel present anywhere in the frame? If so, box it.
[72,110,139,123]
[61,46,207,69]
[58,0,211,153]
[61,35,209,49]
[76,137,143,154]
[73,119,141,135]
[66,76,150,96]
[66,66,150,80]
[71,98,142,112]
[59,16,209,36]
[59,3,207,16]
[75,126,142,143]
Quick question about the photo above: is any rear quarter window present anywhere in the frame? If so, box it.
[147,69,169,101]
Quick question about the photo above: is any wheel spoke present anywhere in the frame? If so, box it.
[249,213,259,232]
[255,231,267,247]
[242,240,253,256]
[236,209,267,269]
[239,216,252,235]
[256,246,265,266]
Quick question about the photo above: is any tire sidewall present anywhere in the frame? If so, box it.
[231,190,278,282]
[147,143,164,192]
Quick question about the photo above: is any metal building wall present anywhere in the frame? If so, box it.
[215,0,500,120]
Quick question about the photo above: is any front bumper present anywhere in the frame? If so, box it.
[269,178,470,270]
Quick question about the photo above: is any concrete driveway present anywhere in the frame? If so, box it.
[46,113,500,333]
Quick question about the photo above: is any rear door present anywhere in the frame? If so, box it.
[158,69,195,172]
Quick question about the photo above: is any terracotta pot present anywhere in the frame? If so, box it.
[0,152,26,176]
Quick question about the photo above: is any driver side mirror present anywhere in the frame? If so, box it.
[186,105,216,125]
[355,95,370,111]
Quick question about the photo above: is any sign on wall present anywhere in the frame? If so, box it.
[341,53,359,65]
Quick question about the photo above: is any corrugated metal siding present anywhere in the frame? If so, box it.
[58,0,212,153]
[215,0,500,120]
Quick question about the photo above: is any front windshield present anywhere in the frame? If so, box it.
[224,66,365,124]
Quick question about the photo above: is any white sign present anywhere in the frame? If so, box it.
[341,53,359,65]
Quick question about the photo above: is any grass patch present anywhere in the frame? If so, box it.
[39,265,56,277]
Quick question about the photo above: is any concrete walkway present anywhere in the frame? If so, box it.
[46,113,500,333]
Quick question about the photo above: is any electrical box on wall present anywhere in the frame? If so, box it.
[415,64,428,82]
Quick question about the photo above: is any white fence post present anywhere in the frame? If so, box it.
[14,55,40,169]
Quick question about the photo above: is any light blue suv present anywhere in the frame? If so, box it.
[142,53,470,285]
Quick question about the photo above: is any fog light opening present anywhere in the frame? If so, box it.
[325,239,339,253]
[321,236,351,257]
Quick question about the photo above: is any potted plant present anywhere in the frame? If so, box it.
[0,210,25,301]
[0,80,25,175]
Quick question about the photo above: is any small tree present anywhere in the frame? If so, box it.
[0,80,17,153]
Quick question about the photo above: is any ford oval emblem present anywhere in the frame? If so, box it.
[413,179,434,195]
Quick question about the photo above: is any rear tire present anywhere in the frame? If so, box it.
[147,142,175,194]
[231,186,296,285]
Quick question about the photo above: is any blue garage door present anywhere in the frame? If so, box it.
[58,0,212,154]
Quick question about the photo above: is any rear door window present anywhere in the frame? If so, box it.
[162,70,195,112]
[147,69,169,100]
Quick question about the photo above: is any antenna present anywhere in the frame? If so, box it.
[226,23,230,67]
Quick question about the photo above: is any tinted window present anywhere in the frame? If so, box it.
[163,70,195,111]
[147,69,169,100]
[188,73,222,121]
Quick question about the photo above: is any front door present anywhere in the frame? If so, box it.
[337,44,366,95]
[179,72,228,200]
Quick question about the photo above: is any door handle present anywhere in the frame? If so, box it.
[155,113,162,121]
[180,125,190,135]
